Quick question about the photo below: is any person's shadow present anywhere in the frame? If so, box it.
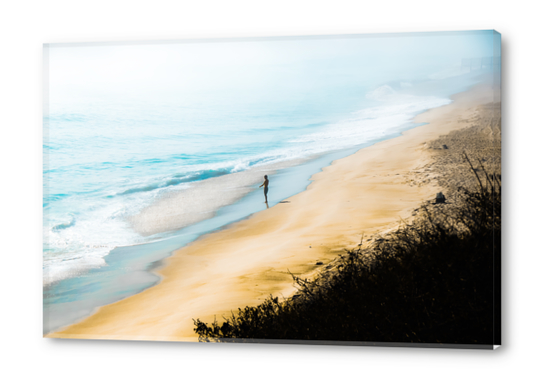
[264,200,289,209]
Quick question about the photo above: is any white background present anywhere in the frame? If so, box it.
[0,1,539,378]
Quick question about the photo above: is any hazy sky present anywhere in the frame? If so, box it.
[46,31,499,103]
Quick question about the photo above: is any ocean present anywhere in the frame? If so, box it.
[43,32,499,333]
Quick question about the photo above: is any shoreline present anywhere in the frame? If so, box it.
[47,81,495,341]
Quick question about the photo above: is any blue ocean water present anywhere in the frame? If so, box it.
[43,32,500,333]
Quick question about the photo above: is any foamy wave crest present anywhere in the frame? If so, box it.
[52,216,76,231]
[290,94,451,151]
[116,169,231,196]
[43,254,107,286]
[43,194,152,285]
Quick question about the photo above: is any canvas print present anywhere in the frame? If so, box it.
[43,30,501,348]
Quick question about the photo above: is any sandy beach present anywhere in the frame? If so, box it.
[47,82,496,342]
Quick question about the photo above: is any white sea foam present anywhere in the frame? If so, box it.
[129,162,287,236]
[43,179,184,285]
[291,90,451,153]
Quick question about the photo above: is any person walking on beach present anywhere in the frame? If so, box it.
[259,175,269,203]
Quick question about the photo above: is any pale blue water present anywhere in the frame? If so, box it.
[43,31,500,334]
